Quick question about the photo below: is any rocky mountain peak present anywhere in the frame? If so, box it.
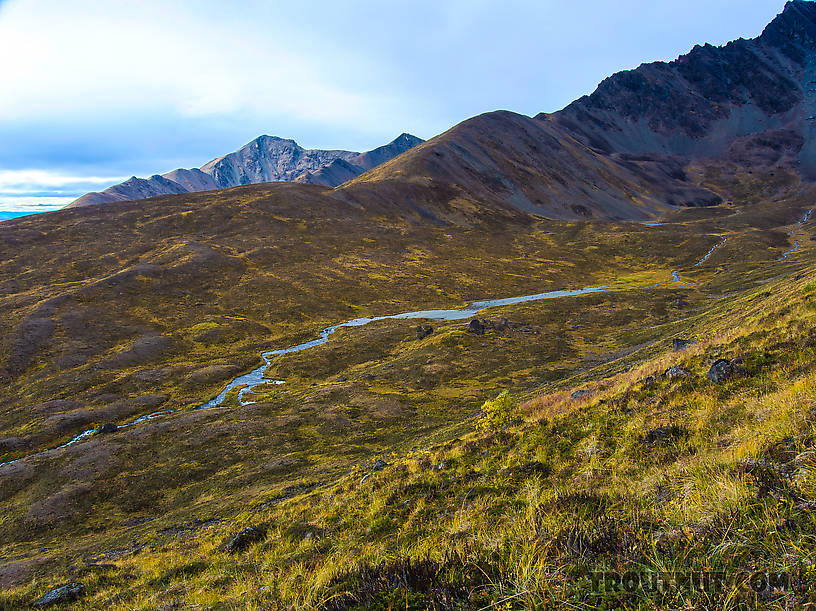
[539,1,816,161]
[69,132,424,207]
[759,0,816,59]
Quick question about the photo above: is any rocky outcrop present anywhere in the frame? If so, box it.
[222,526,265,554]
[33,582,85,607]
[707,359,739,383]
[467,319,485,336]
[665,366,690,379]
[416,325,433,340]
[546,1,816,171]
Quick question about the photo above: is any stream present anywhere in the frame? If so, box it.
[2,211,810,470]
[0,282,658,468]
[778,209,813,262]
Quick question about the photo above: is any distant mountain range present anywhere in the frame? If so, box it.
[68,133,424,207]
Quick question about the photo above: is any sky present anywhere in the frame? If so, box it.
[0,0,790,213]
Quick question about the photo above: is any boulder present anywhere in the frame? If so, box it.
[707,359,736,383]
[570,389,592,400]
[467,319,485,335]
[33,582,85,607]
[664,366,690,379]
[372,458,388,472]
[416,324,433,340]
[672,338,697,351]
[96,423,118,435]
[222,526,265,554]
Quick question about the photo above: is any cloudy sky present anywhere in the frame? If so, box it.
[0,0,787,213]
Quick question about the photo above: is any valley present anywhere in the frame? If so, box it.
[0,164,813,609]
[3,2,816,608]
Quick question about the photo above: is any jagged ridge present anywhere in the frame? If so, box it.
[68,133,424,207]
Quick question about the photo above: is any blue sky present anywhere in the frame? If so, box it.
[0,0,790,211]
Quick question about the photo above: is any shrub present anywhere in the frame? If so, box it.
[477,390,516,431]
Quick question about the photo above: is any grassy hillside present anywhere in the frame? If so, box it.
[3,219,816,608]
[0,163,813,607]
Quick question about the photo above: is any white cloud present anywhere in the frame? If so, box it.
[0,169,124,189]
[0,0,408,132]
[0,196,74,212]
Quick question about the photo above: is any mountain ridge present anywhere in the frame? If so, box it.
[544,0,816,166]
[326,0,816,221]
[68,132,424,207]
[67,2,816,221]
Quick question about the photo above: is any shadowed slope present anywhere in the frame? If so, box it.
[547,0,816,171]
[339,110,721,221]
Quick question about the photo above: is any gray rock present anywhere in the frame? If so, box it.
[372,458,388,472]
[672,338,697,351]
[222,527,265,554]
[707,359,736,383]
[33,583,85,607]
[416,324,433,340]
[570,389,592,400]
[468,319,485,335]
[665,366,690,379]
[96,423,118,435]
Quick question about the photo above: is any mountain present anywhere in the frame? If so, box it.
[198,135,359,187]
[332,0,816,220]
[338,110,721,222]
[295,133,424,186]
[547,0,816,168]
[67,2,816,221]
[68,133,424,207]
